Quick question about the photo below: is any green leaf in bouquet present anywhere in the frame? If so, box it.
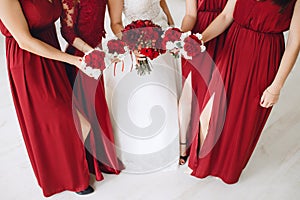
[175,41,183,49]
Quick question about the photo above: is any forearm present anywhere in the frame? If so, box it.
[180,0,197,32]
[72,37,94,53]
[271,39,300,90]
[269,0,300,92]
[201,13,233,43]
[260,33,300,108]
[201,0,236,43]
[181,15,197,32]
[108,0,124,38]
[160,0,174,26]
[111,23,124,38]
[20,36,80,66]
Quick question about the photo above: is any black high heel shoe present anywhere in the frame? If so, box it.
[179,142,188,165]
[179,155,188,165]
[76,185,94,195]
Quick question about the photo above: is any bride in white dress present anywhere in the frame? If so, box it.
[104,0,181,173]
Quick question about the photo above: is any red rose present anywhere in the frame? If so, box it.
[183,35,201,57]
[152,27,164,40]
[84,49,106,70]
[122,29,141,50]
[142,27,160,41]
[155,37,166,53]
[164,28,182,42]
[107,39,126,54]
[161,28,182,50]
[140,48,160,60]
[144,20,155,27]
[135,20,146,28]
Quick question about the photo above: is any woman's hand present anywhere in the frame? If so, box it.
[260,85,281,108]
[72,56,101,79]
[133,50,146,62]
[70,56,84,70]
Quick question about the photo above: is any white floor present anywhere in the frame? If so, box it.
[1,0,300,199]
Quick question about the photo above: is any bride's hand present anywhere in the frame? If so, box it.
[133,50,146,62]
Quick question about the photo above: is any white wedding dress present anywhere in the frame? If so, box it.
[103,0,181,173]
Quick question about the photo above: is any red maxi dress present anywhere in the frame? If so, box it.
[60,0,122,181]
[180,0,228,165]
[190,0,297,184]
[0,0,90,197]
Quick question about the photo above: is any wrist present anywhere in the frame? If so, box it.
[116,32,123,40]
[270,81,283,91]
[69,55,81,66]
[267,84,282,95]
[168,19,174,26]
[81,43,93,53]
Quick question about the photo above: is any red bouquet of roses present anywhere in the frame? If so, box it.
[82,48,107,79]
[161,27,183,58]
[183,33,206,58]
[122,20,165,75]
[107,39,127,55]
[161,30,206,60]
[163,27,182,43]
[106,39,128,75]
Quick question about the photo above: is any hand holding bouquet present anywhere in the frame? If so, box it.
[121,20,165,76]
[162,28,206,60]
[79,22,207,79]
[81,48,107,80]
[162,27,183,58]
[104,38,129,75]
[182,33,206,59]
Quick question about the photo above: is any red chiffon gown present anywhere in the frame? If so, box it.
[60,0,122,181]
[190,0,297,184]
[0,0,91,197]
[180,0,228,165]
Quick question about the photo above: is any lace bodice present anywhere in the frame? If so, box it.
[123,0,169,28]
[60,0,106,47]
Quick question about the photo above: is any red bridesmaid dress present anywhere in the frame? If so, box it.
[0,0,90,197]
[190,0,297,184]
[60,0,123,181]
[181,0,228,166]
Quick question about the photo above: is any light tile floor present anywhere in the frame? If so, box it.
[0,0,299,199]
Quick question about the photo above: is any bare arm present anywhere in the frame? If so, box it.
[108,0,124,38]
[160,0,174,26]
[260,0,300,108]
[0,0,82,69]
[180,0,197,32]
[72,38,93,53]
[201,0,236,43]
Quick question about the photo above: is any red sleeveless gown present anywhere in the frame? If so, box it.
[190,0,296,184]
[0,0,90,196]
[181,0,228,165]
